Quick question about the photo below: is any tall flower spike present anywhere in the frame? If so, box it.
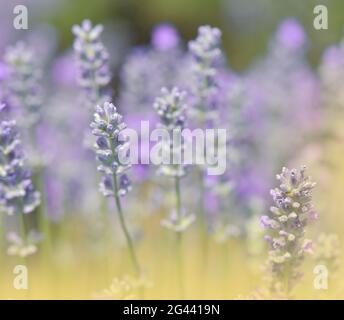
[0,119,41,215]
[188,26,223,231]
[72,20,111,105]
[153,87,187,178]
[90,102,131,197]
[154,87,195,297]
[4,42,43,128]
[261,165,317,295]
[90,101,140,275]
[188,25,222,120]
[154,87,195,233]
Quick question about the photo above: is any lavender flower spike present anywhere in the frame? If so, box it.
[188,25,222,120]
[154,87,195,296]
[90,101,140,275]
[4,42,43,128]
[0,116,41,258]
[154,87,187,178]
[261,166,317,295]
[72,20,111,105]
[154,87,195,233]
[0,119,40,215]
[90,102,131,197]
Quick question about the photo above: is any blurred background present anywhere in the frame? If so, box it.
[0,0,344,300]
[1,0,344,67]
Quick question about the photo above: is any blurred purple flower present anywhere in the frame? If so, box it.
[188,25,223,121]
[52,53,77,87]
[276,18,306,50]
[0,62,10,81]
[204,192,219,215]
[72,19,111,106]
[4,42,43,129]
[151,23,179,51]
[322,46,343,67]
[119,45,186,117]
[0,119,40,215]
[153,87,187,178]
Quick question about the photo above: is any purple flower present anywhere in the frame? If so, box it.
[151,23,179,51]
[322,46,343,67]
[0,118,40,215]
[276,18,306,50]
[319,43,344,112]
[260,215,271,229]
[189,26,223,127]
[91,102,140,274]
[4,42,43,128]
[154,87,195,233]
[119,45,186,117]
[262,166,317,294]
[90,102,131,197]
[72,20,111,105]
[153,87,187,178]
[0,62,10,81]
[52,53,77,87]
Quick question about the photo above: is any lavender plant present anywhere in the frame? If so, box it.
[0,116,41,257]
[72,20,116,236]
[208,75,254,237]
[154,87,195,231]
[154,87,195,296]
[319,43,344,117]
[4,42,43,135]
[188,25,222,123]
[260,166,317,296]
[245,19,320,203]
[188,26,223,228]
[4,42,51,248]
[72,20,111,106]
[119,24,185,118]
[90,101,140,275]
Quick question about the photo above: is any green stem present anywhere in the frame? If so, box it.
[175,176,184,298]
[112,173,141,277]
[175,176,182,221]
[198,169,206,227]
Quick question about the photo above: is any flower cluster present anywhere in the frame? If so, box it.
[119,42,185,117]
[153,87,187,177]
[154,87,195,232]
[319,44,344,113]
[188,25,222,120]
[4,42,43,128]
[0,119,40,215]
[72,20,111,105]
[90,102,131,197]
[261,166,317,293]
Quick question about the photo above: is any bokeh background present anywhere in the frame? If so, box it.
[0,0,344,299]
[2,0,344,67]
